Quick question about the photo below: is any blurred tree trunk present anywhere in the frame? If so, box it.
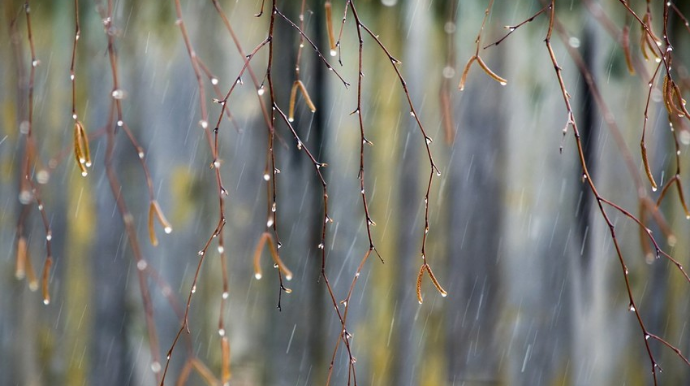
[445,13,505,386]
[390,1,430,385]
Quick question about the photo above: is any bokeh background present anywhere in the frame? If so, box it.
[2,0,690,385]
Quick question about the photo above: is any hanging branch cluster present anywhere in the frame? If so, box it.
[11,1,54,306]
[467,1,690,384]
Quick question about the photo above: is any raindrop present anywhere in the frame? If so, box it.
[191,285,196,294]
[500,81,507,86]
[43,299,50,305]
[255,273,262,280]
[70,74,75,81]
[213,160,221,168]
[211,78,219,85]
[568,37,581,48]
[274,168,281,174]
[32,60,40,67]
[72,113,78,120]
[137,260,147,271]
[257,86,265,96]
[263,173,271,181]
[37,204,43,210]
[330,49,337,57]
[645,334,650,340]
[277,241,282,249]
[198,250,205,256]
[222,291,229,299]
[441,292,448,298]
[410,111,416,117]
[442,66,455,79]
[151,362,161,373]
[629,304,636,312]
[111,89,125,99]
[138,151,145,159]
[425,137,432,145]
[199,120,208,129]
[46,232,52,241]
[117,120,123,127]
[318,243,324,249]
[217,246,225,253]
[36,170,49,184]
[355,272,360,277]
[164,226,172,234]
[219,328,225,336]
[19,121,29,134]
[267,218,274,227]
[272,202,277,212]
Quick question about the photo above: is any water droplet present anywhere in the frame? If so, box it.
[257,86,265,96]
[297,141,303,150]
[267,218,274,227]
[367,219,376,226]
[629,304,636,312]
[277,241,282,249]
[117,120,123,127]
[199,120,208,129]
[111,89,125,99]
[32,60,40,67]
[211,78,219,85]
[164,226,172,234]
[138,150,145,159]
[191,285,196,293]
[441,292,448,298]
[355,272,360,278]
[330,49,337,57]
[410,111,416,117]
[70,74,75,81]
[198,250,205,256]
[272,202,277,212]
[72,113,78,120]
[255,273,262,280]
[46,233,52,241]
[318,243,324,249]
[43,298,50,305]
[222,291,229,299]
[645,334,650,340]
[151,361,161,373]
[425,137,432,145]
[213,160,221,168]
[263,173,271,181]
[499,81,507,86]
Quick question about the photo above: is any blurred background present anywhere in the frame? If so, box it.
[2,0,690,385]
